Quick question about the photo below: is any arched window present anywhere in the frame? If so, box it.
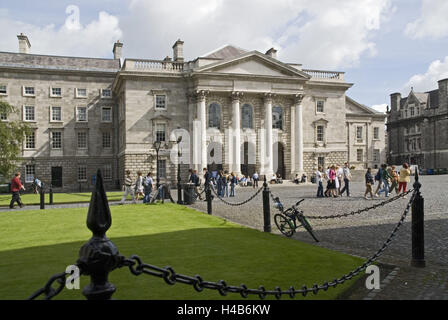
[241,104,253,129]
[273,106,283,130]
[208,103,221,129]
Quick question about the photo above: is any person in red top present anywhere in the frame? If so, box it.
[10,172,26,209]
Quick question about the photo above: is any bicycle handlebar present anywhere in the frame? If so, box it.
[295,199,305,207]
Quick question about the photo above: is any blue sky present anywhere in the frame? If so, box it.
[1,0,448,111]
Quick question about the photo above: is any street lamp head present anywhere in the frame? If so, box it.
[177,136,182,144]
[154,140,162,151]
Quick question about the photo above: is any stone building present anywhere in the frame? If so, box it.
[0,34,386,191]
[387,80,448,170]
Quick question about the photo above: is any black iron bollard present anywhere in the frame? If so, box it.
[40,183,45,210]
[206,181,212,215]
[49,184,53,205]
[177,177,183,205]
[411,168,425,268]
[76,169,123,300]
[262,176,271,233]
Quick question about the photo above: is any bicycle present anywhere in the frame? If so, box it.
[273,197,319,242]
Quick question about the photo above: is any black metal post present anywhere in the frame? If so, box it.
[262,176,271,232]
[156,149,160,190]
[49,184,53,205]
[77,169,122,300]
[206,180,212,215]
[411,168,425,268]
[177,149,183,205]
[40,183,45,210]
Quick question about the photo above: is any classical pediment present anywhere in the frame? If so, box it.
[194,51,311,80]
[345,96,379,115]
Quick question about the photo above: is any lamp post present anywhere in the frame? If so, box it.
[153,140,162,190]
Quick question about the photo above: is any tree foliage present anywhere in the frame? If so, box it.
[0,100,31,180]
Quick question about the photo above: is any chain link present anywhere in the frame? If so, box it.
[270,189,414,220]
[123,189,416,300]
[210,185,264,207]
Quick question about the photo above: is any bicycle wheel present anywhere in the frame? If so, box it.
[274,214,295,237]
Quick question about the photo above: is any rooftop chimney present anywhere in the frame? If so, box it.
[172,39,184,62]
[17,33,31,54]
[265,48,277,59]
[113,40,123,60]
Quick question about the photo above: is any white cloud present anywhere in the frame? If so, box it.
[121,0,392,69]
[0,7,122,58]
[405,0,448,39]
[404,56,448,92]
[371,104,388,114]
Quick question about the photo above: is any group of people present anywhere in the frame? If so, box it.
[364,163,411,199]
[315,163,352,198]
[120,170,154,205]
[188,169,241,199]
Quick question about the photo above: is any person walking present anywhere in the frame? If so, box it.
[135,171,144,201]
[229,172,237,197]
[389,166,399,195]
[336,164,344,195]
[364,168,374,199]
[398,163,411,198]
[222,171,229,197]
[378,164,392,197]
[9,172,26,209]
[374,166,384,197]
[120,170,136,205]
[316,167,324,198]
[143,172,153,204]
[340,162,351,197]
[328,165,338,198]
[189,170,203,200]
[324,166,331,197]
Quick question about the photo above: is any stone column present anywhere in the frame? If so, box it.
[232,92,243,175]
[290,104,296,176]
[294,94,305,175]
[264,93,274,177]
[196,90,208,173]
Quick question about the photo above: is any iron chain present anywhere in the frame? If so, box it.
[211,185,264,207]
[123,189,417,300]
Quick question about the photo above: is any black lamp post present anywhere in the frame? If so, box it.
[154,140,162,190]
[176,136,183,204]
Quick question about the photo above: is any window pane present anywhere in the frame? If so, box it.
[156,123,166,142]
[25,106,35,121]
[357,149,363,162]
[0,113,7,120]
[77,107,87,121]
[374,127,379,140]
[208,103,221,129]
[157,160,167,178]
[52,107,62,121]
[104,164,112,180]
[318,157,325,168]
[242,104,253,129]
[317,101,324,113]
[272,106,283,130]
[25,87,35,95]
[102,89,112,98]
[102,132,111,148]
[102,107,112,122]
[25,165,35,183]
[78,166,87,181]
[26,132,35,149]
[52,88,62,96]
[77,88,87,97]
[0,85,6,94]
[155,95,166,109]
[52,131,62,149]
[77,132,87,149]
[317,126,324,142]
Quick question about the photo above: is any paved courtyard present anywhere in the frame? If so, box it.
[189,175,448,300]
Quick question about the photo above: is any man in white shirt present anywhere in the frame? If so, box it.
[340,162,351,197]
[120,170,136,205]
[316,167,324,197]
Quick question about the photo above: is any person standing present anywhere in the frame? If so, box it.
[135,171,144,201]
[252,172,259,188]
[222,171,229,197]
[189,170,203,200]
[374,166,384,197]
[336,164,344,195]
[143,172,153,204]
[340,163,351,197]
[324,166,331,197]
[120,170,136,205]
[10,172,26,209]
[388,166,399,195]
[329,165,338,198]
[378,164,392,197]
[364,168,374,199]
[229,172,237,197]
[398,163,411,198]
[316,167,324,198]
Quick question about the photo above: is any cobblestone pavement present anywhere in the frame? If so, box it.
[190,175,448,300]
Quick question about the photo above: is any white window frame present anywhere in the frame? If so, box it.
[78,165,87,182]
[316,125,325,142]
[102,131,112,149]
[51,131,63,150]
[50,87,62,98]
[77,131,88,149]
[23,86,35,97]
[155,122,167,142]
[0,112,7,121]
[76,106,88,122]
[101,89,112,99]
[25,131,36,150]
[316,100,325,114]
[356,126,363,143]
[0,84,7,96]
[103,164,112,180]
[50,106,63,122]
[75,88,88,99]
[25,165,35,183]
[23,105,36,122]
[373,127,380,140]
[101,107,113,123]
[155,95,167,110]
[356,149,363,162]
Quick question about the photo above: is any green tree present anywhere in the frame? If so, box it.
[0,100,31,180]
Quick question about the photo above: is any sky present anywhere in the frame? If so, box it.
[1,0,448,113]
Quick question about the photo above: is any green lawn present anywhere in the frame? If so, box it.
[0,203,364,300]
[0,191,125,206]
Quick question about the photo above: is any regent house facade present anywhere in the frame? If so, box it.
[0,35,386,191]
